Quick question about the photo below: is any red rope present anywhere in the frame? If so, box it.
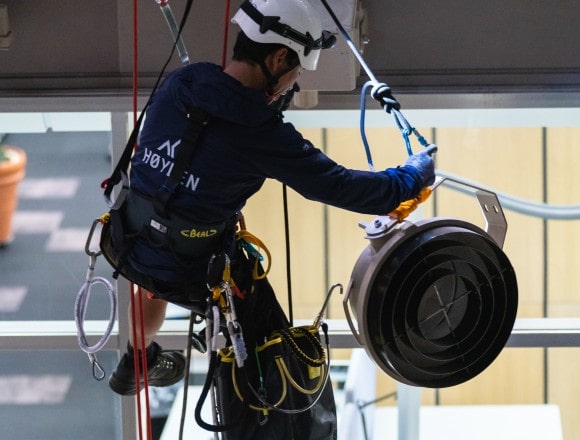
[132,0,139,127]
[127,2,232,438]
[131,1,152,439]
[136,287,153,440]
[221,0,231,68]
[130,289,144,440]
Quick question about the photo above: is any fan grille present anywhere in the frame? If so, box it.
[364,226,518,388]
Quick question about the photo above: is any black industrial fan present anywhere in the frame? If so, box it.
[344,177,518,388]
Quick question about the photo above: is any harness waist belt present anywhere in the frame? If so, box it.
[126,189,236,258]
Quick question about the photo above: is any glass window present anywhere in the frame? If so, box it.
[2,109,580,439]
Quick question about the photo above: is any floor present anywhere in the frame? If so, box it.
[0,130,125,440]
[2,131,113,320]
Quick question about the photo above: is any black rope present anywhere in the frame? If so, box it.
[282,184,293,325]
[178,311,197,440]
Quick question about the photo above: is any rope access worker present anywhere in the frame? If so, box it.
[108,0,436,398]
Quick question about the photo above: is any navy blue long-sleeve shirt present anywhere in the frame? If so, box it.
[128,62,423,283]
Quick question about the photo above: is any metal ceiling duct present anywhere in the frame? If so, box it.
[343,178,518,388]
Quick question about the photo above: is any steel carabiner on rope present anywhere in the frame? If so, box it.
[85,218,104,258]
[391,109,430,156]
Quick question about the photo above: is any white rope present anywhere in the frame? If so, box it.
[74,254,117,380]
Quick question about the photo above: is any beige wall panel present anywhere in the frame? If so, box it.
[325,203,369,318]
[548,348,580,440]
[286,128,327,318]
[546,128,580,317]
[502,218,544,317]
[242,128,326,318]
[435,127,544,317]
[375,373,400,407]
[438,348,544,404]
[546,127,580,203]
[286,190,327,318]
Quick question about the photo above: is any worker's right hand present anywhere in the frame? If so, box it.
[404,144,437,187]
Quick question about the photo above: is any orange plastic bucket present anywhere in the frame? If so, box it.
[0,145,27,245]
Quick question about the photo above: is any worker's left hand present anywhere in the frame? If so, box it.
[404,144,437,187]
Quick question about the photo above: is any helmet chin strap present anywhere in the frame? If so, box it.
[258,59,299,100]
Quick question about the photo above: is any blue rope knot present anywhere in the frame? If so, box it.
[414,130,429,148]
[359,80,434,166]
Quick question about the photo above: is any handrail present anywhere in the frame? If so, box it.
[2,318,580,350]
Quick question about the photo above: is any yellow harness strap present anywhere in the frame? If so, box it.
[236,229,272,280]
[388,187,432,222]
[208,226,272,306]
[99,212,111,224]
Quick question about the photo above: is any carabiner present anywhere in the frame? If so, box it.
[85,218,103,257]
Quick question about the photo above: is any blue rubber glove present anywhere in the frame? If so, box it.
[404,144,437,187]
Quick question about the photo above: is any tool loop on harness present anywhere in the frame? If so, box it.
[236,229,271,280]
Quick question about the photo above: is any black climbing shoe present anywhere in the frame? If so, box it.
[109,342,186,396]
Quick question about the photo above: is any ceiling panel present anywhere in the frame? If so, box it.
[1,0,580,110]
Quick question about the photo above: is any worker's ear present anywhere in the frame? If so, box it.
[268,47,289,72]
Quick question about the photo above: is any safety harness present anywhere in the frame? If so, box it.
[100,106,238,285]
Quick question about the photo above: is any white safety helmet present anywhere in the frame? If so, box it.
[232,0,334,71]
